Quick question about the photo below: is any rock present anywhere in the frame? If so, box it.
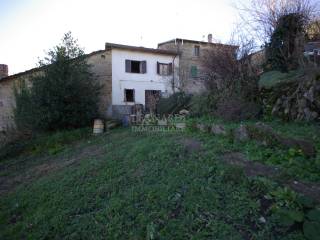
[304,87,314,102]
[248,122,277,146]
[144,114,151,119]
[233,125,250,142]
[175,122,186,130]
[311,111,319,119]
[254,122,276,134]
[180,138,202,153]
[211,124,227,136]
[250,123,317,158]
[106,121,120,130]
[304,108,313,121]
[179,109,190,115]
[298,98,307,109]
[196,123,210,133]
[259,216,267,224]
[277,137,317,158]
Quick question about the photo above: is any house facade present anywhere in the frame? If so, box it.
[105,43,179,118]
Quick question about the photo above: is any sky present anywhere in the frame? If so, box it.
[0,0,242,75]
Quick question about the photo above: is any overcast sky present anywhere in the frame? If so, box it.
[0,0,243,75]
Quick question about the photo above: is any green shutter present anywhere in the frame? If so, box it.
[191,66,198,78]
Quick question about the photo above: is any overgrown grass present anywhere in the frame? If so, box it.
[0,124,319,239]
[0,128,91,161]
[190,117,320,183]
[259,70,304,89]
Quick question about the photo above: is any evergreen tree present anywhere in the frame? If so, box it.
[265,13,305,72]
[14,32,101,131]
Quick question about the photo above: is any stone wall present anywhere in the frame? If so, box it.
[0,79,17,133]
[0,73,35,145]
[159,41,213,94]
[159,40,237,94]
[0,73,36,129]
[86,50,112,118]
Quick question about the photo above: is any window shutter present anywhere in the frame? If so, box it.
[191,66,198,78]
[124,89,127,101]
[157,62,160,74]
[125,60,131,73]
[141,61,147,73]
[168,63,173,75]
[132,89,136,102]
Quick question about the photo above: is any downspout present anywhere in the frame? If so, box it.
[172,39,180,93]
[172,54,177,93]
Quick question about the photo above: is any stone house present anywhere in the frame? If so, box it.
[0,35,234,134]
[158,34,237,93]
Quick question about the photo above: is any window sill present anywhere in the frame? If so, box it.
[126,72,146,74]
[157,74,172,76]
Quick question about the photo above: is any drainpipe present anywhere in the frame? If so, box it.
[172,54,177,93]
[172,40,181,93]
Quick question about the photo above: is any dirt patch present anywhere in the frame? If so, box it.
[179,138,202,153]
[221,152,320,202]
[0,144,105,196]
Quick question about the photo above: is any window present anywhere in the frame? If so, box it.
[124,89,135,102]
[194,45,200,57]
[191,66,198,78]
[125,60,147,73]
[157,62,173,75]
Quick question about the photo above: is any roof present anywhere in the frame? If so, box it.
[157,38,237,48]
[105,42,178,55]
[0,66,43,82]
[0,49,106,82]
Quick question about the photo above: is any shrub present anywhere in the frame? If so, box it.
[215,95,261,121]
[189,92,217,116]
[156,92,192,115]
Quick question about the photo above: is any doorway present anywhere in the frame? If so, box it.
[145,90,161,113]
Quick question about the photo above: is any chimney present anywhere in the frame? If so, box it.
[208,34,213,43]
[0,64,8,79]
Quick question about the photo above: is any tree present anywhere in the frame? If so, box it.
[265,13,306,71]
[201,36,259,101]
[237,0,317,42]
[14,32,101,131]
[198,36,262,121]
[237,0,319,72]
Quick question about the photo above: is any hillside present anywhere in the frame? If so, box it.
[0,121,320,239]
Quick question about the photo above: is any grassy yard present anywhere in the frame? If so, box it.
[0,121,320,239]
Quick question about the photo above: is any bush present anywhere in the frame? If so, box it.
[215,95,261,121]
[189,92,217,116]
[156,92,192,115]
[14,32,101,132]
